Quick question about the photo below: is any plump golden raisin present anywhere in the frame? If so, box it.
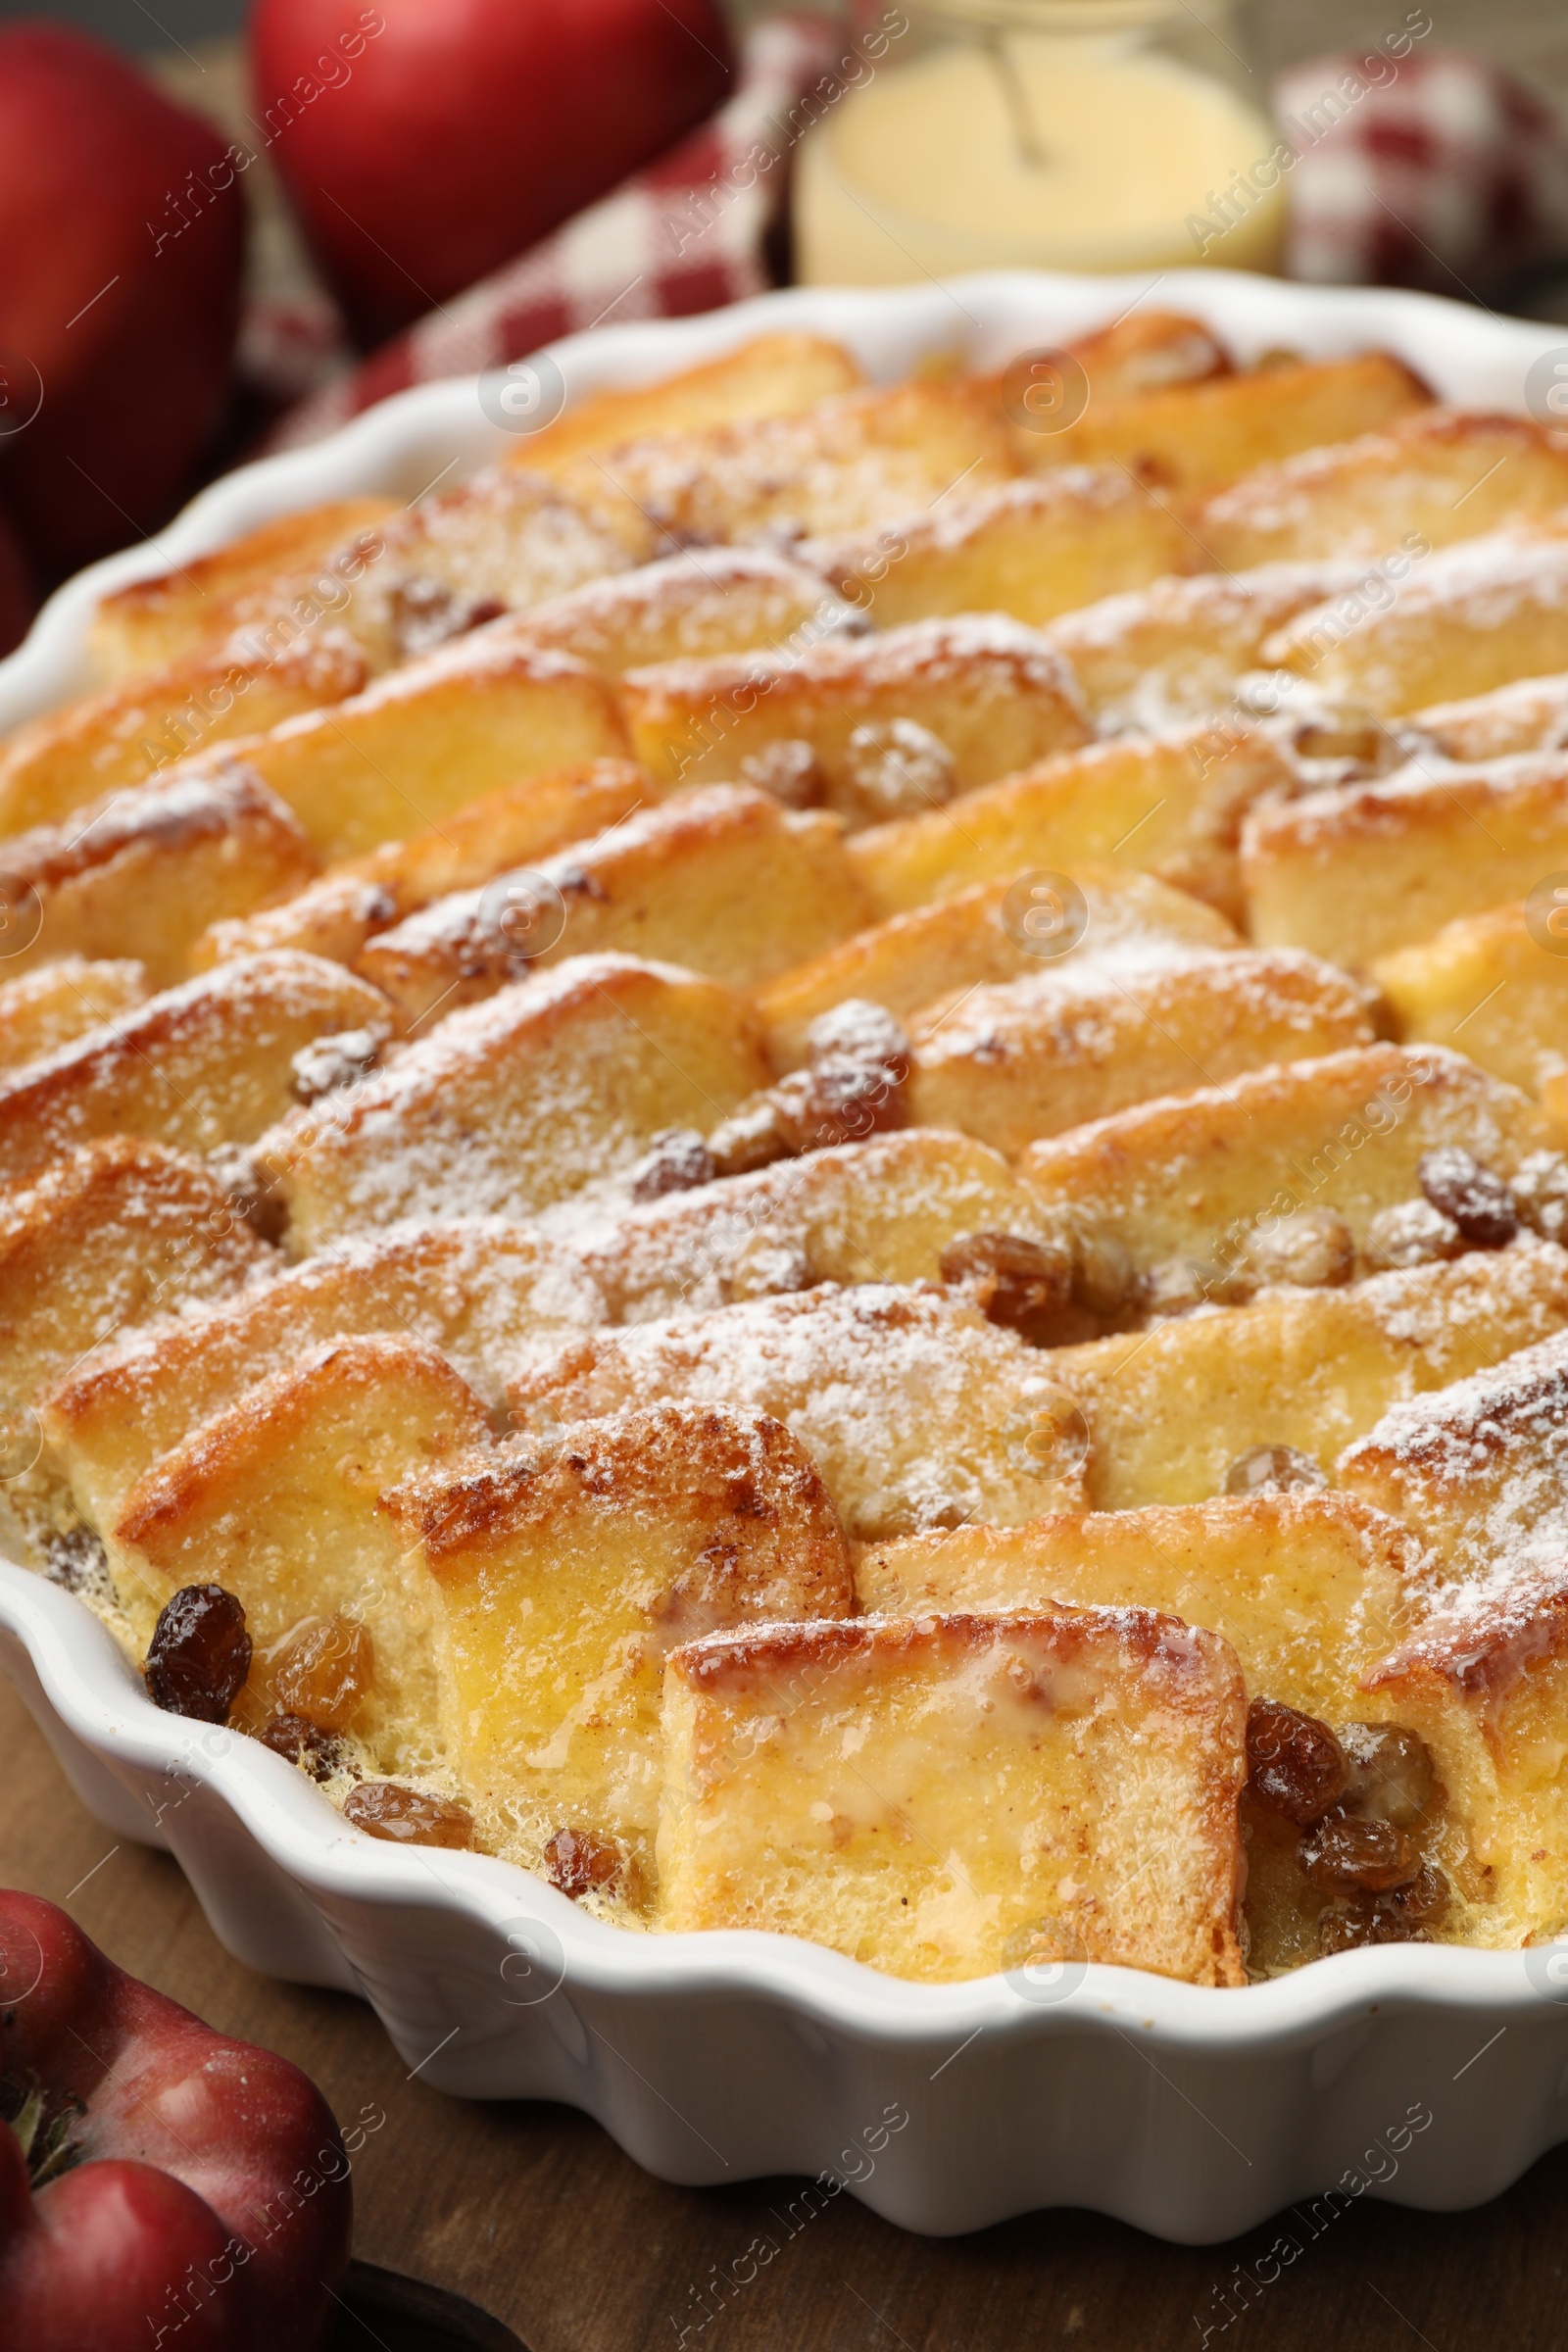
[1299,1807,1414,1894]
[1318,1864,1450,1954]
[1072,1231,1137,1321]
[544,1826,623,1900]
[629,1127,716,1202]
[1226,1445,1327,1499]
[1363,1198,1462,1271]
[739,739,826,809]
[1418,1147,1518,1248]
[144,1585,252,1725]
[259,1711,343,1782]
[1243,1207,1355,1291]
[271,1615,373,1732]
[343,1783,473,1849]
[1511,1151,1568,1244]
[1340,1722,1436,1831]
[939,1230,1074,1341]
[1246,1696,1347,1826]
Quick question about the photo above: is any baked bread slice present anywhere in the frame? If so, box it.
[0,952,390,1189]
[0,959,151,1074]
[259,954,769,1250]
[656,1608,1249,1986]
[357,784,874,1026]
[509,1283,1090,1539]
[39,1219,602,1543]
[109,1333,495,1763]
[386,1402,854,1906]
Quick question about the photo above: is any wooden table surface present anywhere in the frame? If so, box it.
[5,1674,1568,2350]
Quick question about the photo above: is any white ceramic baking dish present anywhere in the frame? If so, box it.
[6,271,1568,2244]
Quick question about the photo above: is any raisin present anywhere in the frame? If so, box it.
[706,1090,799,1178]
[1244,1208,1354,1291]
[939,1231,1074,1339]
[260,1712,343,1782]
[1317,1864,1449,1954]
[1511,1150,1568,1244]
[840,719,956,822]
[271,1615,373,1732]
[1071,1232,1137,1321]
[802,1000,910,1144]
[629,1128,716,1202]
[1339,1722,1435,1830]
[343,1783,474,1849]
[1299,1807,1415,1893]
[1246,1696,1347,1825]
[1363,1199,1462,1271]
[1418,1148,1518,1248]
[1142,1257,1212,1319]
[1225,1445,1328,1499]
[739,739,827,809]
[144,1585,252,1725]
[723,1240,814,1301]
[544,1827,623,1900]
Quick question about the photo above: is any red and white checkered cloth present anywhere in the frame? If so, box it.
[1280,47,1568,297]
[264,12,841,452]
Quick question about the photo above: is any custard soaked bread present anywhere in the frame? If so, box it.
[16,314,1568,1984]
[389,1402,854,1905]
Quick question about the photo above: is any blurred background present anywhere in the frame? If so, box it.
[3,0,1568,648]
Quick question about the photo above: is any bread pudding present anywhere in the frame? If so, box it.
[11,312,1568,1990]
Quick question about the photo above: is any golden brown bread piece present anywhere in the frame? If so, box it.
[0,951,390,1189]
[110,1333,496,1761]
[803,468,1197,632]
[504,331,865,478]
[574,1128,1047,1323]
[509,1281,1089,1539]
[1358,1574,1568,1946]
[1337,1329,1568,1579]
[0,1138,275,1558]
[553,376,1017,551]
[1021,351,1429,493]
[620,613,1091,818]
[0,959,152,1074]
[202,629,634,861]
[1047,1241,1568,1510]
[1043,561,1361,732]
[388,1401,854,1902]
[189,757,658,974]
[1264,525,1568,715]
[0,630,369,839]
[40,1218,604,1544]
[259,954,771,1250]
[1193,411,1568,570]
[88,498,397,680]
[357,784,875,1027]
[508,545,858,677]
[1403,672,1568,763]
[0,765,318,986]
[848,723,1296,925]
[857,1493,1420,1728]
[905,948,1377,1156]
[1372,902,1568,1096]
[657,1607,1249,1987]
[757,865,1238,1070]
[1017,1044,1550,1292]
[1242,752,1568,966]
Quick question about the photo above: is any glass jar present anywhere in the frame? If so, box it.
[793,0,1285,285]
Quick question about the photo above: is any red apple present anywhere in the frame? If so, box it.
[0,24,247,580]
[251,0,734,345]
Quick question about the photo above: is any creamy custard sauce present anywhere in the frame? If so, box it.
[797,39,1286,281]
